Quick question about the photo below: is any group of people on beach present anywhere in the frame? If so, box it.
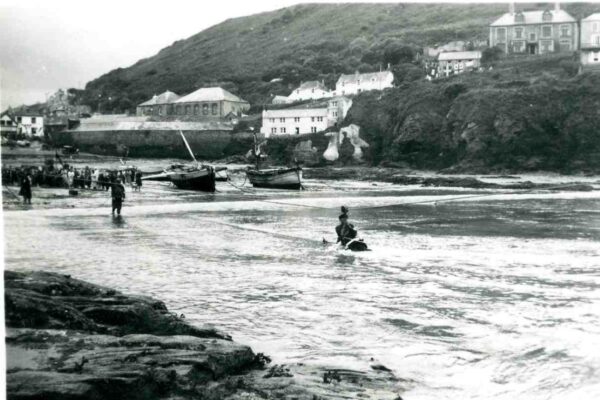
[2,163,142,209]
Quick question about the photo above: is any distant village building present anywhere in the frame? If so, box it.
[261,97,352,137]
[271,95,289,105]
[489,3,578,55]
[580,13,600,72]
[438,51,482,77]
[173,87,250,117]
[286,80,331,102]
[333,71,394,96]
[0,111,44,138]
[136,91,181,116]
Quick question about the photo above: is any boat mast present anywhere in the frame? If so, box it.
[179,130,198,167]
[253,131,260,171]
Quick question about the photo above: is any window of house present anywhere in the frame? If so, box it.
[0,120,4,126]
[271,127,277,134]
[31,117,36,123]
[203,104,209,115]
[317,116,323,122]
[32,127,37,134]
[280,117,285,123]
[560,24,570,37]
[294,117,300,122]
[331,101,337,106]
[540,39,554,54]
[295,127,300,134]
[513,40,526,53]
[17,117,21,123]
[280,127,286,133]
[542,25,552,38]
[514,27,523,39]
[311,117,315,122]
[559,40,571,52]
[158,106,163,115]
[194,104,200,115]
[594,22,599,33]
[497,27,507,42]
[185,105,191,115]
[529,32,537,41]
[515,12,525,23]
[311,127,317,133]
[333,111,338,117]
[211,103,218,115]
[542,10,553,22]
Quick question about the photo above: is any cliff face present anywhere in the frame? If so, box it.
[345,66,600,173]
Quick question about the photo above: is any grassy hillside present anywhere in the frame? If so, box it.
[77,2,516,112]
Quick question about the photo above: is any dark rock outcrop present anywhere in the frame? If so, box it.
[5,270,406,400]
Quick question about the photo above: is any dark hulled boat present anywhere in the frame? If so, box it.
[141,131,216,192]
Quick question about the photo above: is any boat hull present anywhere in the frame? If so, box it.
[143,167,216,192]
[246,168,302,190]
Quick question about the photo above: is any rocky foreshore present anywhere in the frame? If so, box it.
[5,270,405,400]
[304,167,598,191]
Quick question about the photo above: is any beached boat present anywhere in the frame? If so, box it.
[141,131,216,192]
[246,167,302,189]
[245,132,303,190]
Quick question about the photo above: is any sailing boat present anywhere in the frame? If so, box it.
[245,132,303,190]
[142,131,216,192]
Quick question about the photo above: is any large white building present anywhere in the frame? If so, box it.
[261,97,352,137]
[332,71,394,96]
[580,13,600,71]
[0,112,44,138]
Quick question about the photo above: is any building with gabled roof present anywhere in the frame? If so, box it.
[580,13,600,72]
[136,91,180,116]
[333,70,394,96]
[286,80,331,102]
[173,87,250,117]
[489,3,578,55]
[438,51,482,77]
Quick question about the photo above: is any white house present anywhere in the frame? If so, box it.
[0,112,44,137]
[437,51,482,77]
[580,13,600,72]
[286,80,331,102]
[333,70,394,96]
[261,97,352,137]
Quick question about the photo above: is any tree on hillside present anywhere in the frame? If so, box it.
[383,42,415,66]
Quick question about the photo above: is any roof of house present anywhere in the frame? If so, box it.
[175,87,248,104]
[438,51,482,61]
[336,70,393,85]
[583,13,600,21]
[138,91,180,107]
[297,80,327,90]
[71,117,233,132]
[491,9,576,27]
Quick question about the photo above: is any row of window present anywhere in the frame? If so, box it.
[268,116,324,123]
[0,117,38,125]
[497,24,572,42]
[340,78,378,87]
[269,127,320,134]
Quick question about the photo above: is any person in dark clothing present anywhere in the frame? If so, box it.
[111,179,126,216]
[134,170,142,192]
[18,174,32,205]
[335,213,357,246]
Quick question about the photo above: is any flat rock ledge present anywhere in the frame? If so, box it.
[5,270,405,400]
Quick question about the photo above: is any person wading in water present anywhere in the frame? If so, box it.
[111,179,126,216]
[336,211,357,246]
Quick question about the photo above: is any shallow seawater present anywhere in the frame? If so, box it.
[3,172,600,400]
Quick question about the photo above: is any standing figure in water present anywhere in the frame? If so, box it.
[111,179,126,216]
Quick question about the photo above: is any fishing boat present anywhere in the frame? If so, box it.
[245,133,303,190]
[142,131,216,192]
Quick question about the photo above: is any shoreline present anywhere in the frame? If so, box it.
[5,270,405,400]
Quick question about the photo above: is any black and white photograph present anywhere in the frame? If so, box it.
[1,0,600,398]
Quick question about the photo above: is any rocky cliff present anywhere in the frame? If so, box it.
[5,270,405,400]
[344,59,600,174]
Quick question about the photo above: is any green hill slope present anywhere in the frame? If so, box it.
[78,2,516,112]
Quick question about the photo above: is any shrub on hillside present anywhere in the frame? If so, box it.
[481,46,503,64]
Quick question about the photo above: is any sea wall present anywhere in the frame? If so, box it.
[52,129,254,159]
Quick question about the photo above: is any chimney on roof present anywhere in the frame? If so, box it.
[554,2,560,11]
[508,2,515,14]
